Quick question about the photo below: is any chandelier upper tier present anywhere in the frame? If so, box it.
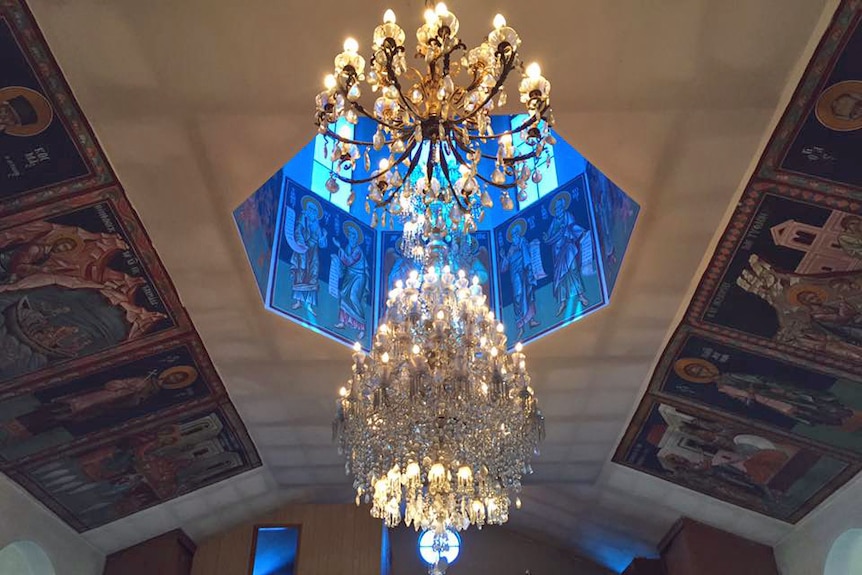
[314,2,555,240]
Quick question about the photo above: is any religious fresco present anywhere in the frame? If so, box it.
[234,168,283,298]
[0,4,113,215]
[760,6,862,194]
[653,329,862,456]
[0,188,183,387]
[0,337,221,464]
[586,163,639,294]
[614,398,857,523]
[9,405,259,531]
[494,176,605,345]
[616,1,862,523]
[270,180,377,349]
[0,0,261,533]
[688,185,862,368]
[378,230,496,321]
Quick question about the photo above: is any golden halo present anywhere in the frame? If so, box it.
[342,220,364,244]
[673,358,720,384]
[157,366,199,390]
[300,195,323,220]
[786,284,830,307]
[506,218,527,242]
[44,232,83,255]
[0,86,54,137]
[549,191,571,216]
[815,81,862,132]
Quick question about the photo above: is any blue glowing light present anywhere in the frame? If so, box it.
[418,529,461,566]
[251,526,300,575]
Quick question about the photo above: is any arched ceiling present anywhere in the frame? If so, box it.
[3,0,859,571]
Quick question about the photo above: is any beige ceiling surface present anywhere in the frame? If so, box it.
[25,0,843,569]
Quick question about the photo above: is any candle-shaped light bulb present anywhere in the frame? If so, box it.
[339,386,348,397]
[353,341,362,352]
[490,347,499,357]
[343,37,359,53]
[435,2,449,16]
[378,158,390,171]
[383,8,396,24]
[380,352,390,364]
[324,74,337,90]
[493,13,506,29]
[423,8,437,25]
[496,323,505,333]
[436,310,445,321]
[412,344,421,355]
[338,124,352,139]
[515,342,524,352]
[526,62,542,79]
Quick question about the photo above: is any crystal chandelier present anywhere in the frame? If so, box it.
[314,2,555,242]
[333,238,545,535]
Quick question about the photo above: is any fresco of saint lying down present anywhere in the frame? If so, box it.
[0,341,216,462]
[657,332,862,455]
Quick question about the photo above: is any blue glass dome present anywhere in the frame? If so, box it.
[234,116,639,350]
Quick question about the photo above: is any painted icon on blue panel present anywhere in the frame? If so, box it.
[269,182,376,350]
[496,175,607,345]
[251,525,301,575]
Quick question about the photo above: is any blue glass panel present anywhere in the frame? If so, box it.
[251,526,300,575]
[511,114,558,209]
[311,118,352,211]
[494,175,607,346]
[234,169,283,298]
[269,180,377,350]
[585,163,639,294]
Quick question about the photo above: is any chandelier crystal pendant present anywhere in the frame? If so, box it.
[314,2,555,242]
[333,238,545,534]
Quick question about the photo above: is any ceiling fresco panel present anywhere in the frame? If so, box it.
[0,1,114,215]
[617,0,862,524]
[0,334,227,467]
[7,402,260,532]
[0,0,261,534]
[759,1,862,196]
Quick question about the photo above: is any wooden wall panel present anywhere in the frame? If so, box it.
[191,504,382,575]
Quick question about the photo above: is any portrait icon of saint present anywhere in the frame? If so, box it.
[543,191,591,317]
[0,86,53,137]
[501,218,539,339]
[286,195,328,317]
[332,221,369,340]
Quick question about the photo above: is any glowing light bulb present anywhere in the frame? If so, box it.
[515,497,522,509]
[496,323,505,333]
[343,37,359,53]
[457,466,473,480]
[412,344,421,355]
[338,124,352,139]
[353,342,362,352]
[405,462,421,478]
[437,310,445,320]
[383,8,396,24]
[380,352,390,364]
[339,386,348,397]
[493,13,506,29]
[429,463,446,478]
[378,158,390,171]
[515,342,523,352]
[323,74,337,90]
[424,8,437,25]
[526,62,542,79]
[435,2,449,16]
[490,347,499,357]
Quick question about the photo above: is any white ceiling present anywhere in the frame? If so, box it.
[22,0,855,570]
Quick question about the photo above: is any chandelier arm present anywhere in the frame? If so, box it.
[351,99,409,133]
[448,140,518,190]
[437,145,471,212]
[456,50,519,124]
[329,138,418,186]
[466,113,541,141]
